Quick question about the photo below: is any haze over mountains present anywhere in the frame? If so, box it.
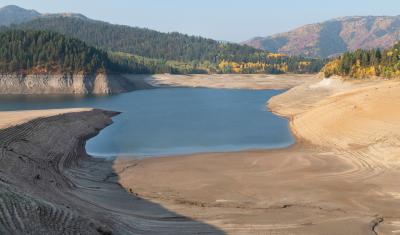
[244,16,400,58]
[0,5,87,26]
[0,5,39,26]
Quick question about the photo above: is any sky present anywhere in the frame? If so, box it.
[1,0,400,42]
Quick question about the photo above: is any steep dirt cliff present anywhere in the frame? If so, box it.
[0,73,135,94]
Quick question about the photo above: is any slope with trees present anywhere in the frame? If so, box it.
[15,16,325,74]
[0,29,120,74]
[323,41,400,79]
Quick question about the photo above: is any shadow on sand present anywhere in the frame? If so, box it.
[68,156,225,234]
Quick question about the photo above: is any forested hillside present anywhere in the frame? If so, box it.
[323,42,400,78]
[16,17,325,74]
[0,30,119,74]
[16,17,267,61]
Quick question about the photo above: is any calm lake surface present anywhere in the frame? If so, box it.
[0,88,294,157]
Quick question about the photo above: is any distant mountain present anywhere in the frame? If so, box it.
[0,5,90,27]
[243,16,400,58]
[0,5,40,26]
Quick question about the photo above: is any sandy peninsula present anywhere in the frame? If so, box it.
[0,108,224,234]
[1,74,400,234]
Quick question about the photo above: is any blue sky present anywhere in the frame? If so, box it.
[1,0,400,42]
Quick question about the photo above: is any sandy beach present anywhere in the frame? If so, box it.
[1,74,400,234]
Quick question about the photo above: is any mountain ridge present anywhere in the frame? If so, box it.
[0,5,40,26]
[244,15,400,58]
[0,5,91,26]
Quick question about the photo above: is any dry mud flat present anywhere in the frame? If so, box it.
[116,77,400,234]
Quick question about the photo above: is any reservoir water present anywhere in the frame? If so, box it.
[0,88,294,157]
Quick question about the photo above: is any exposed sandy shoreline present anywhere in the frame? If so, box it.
[1,74,400,234]
[146,73,320,90]
[116,75,400,234]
